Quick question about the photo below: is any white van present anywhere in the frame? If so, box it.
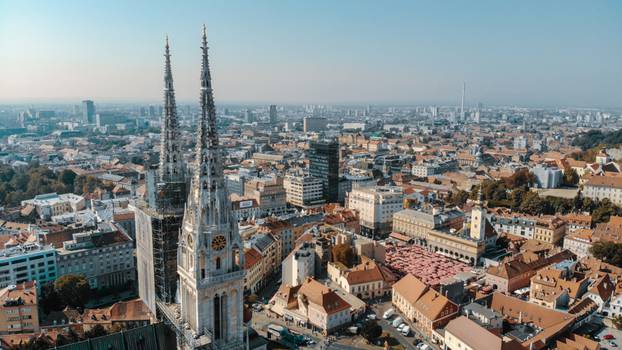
[383,308,395,319]
[401,325,410,336]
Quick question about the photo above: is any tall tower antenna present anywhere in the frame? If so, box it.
[460,81,466,121]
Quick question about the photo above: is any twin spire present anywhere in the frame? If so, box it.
[162,26,230,227]
[160,26,221,188]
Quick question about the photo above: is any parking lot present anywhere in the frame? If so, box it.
[597,327,622,349]
[371,300,437,350]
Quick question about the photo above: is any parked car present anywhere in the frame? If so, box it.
[392,317,403,328]
[367,313,377,320]
[397,324,405,332]
[383,308,395,319]
[401,325,410,336]
[604,334,615,340]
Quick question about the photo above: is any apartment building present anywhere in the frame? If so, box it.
[56,222,135,290]
[347,186,403,238]
[245,233,281,278]
[283,174,325,209]
[529,260,589,309]
[0,281,39,335]
[392,274,458,339]
[489,208,566,244]
[281,242,315,287]
[0,239,57,289]
[244,248,263,294]
[584,176,622,205]
[244,177,287,217]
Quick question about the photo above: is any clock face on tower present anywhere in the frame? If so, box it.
[211,235,227,251]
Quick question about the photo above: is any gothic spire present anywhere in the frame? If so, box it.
[187,25,230,226]
[159,35,184,183]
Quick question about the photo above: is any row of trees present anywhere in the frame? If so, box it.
[447,170,621,224]
[0,163,108,207]
[571,129,622,151]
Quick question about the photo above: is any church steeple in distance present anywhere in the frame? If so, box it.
[159,35,184,184]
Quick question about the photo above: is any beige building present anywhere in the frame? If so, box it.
[327,258,397,299]
[584,176,622,205]
[0,281,39,335]
[392,274,458,339]
[563,229,595,258]
[533,216,566,244]
[347,186,403,238]
[245,177,287,216]
[444,316,523,350]
[271,278,351,334]
[244,248,264,294]
[284,174,325,208]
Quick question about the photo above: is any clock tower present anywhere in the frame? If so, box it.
[176,26,245,350]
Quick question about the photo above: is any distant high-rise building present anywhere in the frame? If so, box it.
[303,116,328,132]
[430,106,438,118]
[82,100,95,123]
[269,104,277,124]
[149,105,156,116]
[245,108,254,123]
[309,139,339,203]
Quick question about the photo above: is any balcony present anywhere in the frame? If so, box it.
[200,269,245,287]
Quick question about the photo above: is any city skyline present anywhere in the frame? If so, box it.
[1,1,621,107]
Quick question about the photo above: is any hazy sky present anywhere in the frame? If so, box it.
[1,1,621,107]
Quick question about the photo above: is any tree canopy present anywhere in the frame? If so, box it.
[572,129,622,151]
[0,163,108,207]
[361,320,382,341]
[54,274,91,308]
[590,241,622,267]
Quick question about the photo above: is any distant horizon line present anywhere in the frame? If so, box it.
[0,99,619,111]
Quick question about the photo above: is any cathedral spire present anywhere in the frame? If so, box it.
[159,35,184,183]
[188,25,228,225]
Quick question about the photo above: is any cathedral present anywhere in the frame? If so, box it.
[175,26,246,350]
[135,26,246,350]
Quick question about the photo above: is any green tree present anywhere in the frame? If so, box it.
[60,169,77,187]
[590,241,622,267]
[361,320,382,341]
[54,274,91,308]
[40,283,63,313]
[518,191,543,215]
